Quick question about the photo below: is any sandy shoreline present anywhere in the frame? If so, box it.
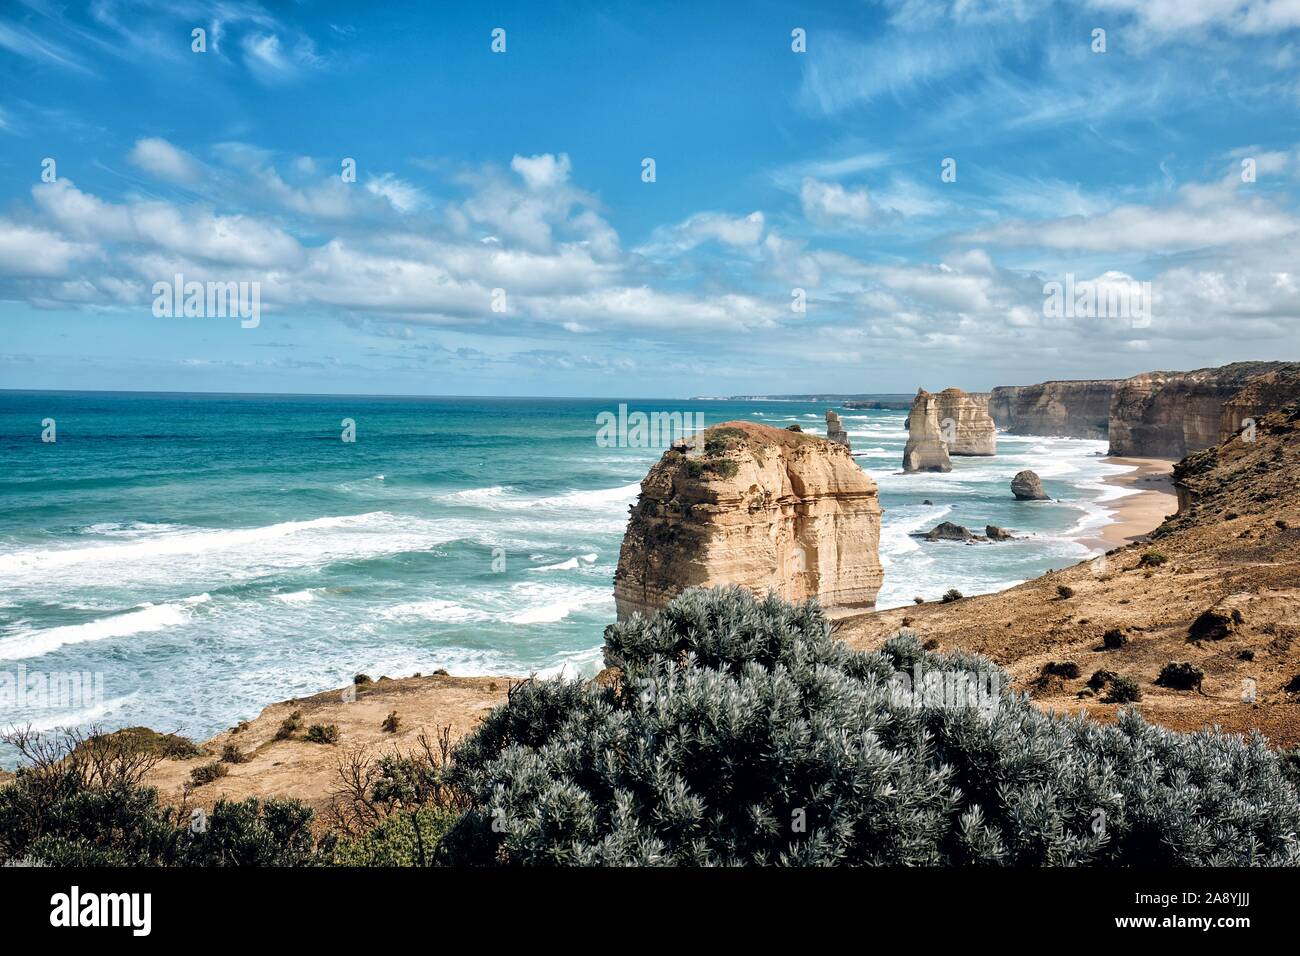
[1084,456,1178,549]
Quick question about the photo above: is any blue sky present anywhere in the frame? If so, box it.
[1,0,1299,396]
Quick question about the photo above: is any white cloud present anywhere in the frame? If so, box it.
[1088,0,1300,35]
[32,180,303,268]
[637,211,766,257]
[962,179,1300,252]
[365,174,428,214]
[0,220,97,277]
[241,32,320,84]
[128,137,203,185]
[510,153,572,191]
[800,178,873,225]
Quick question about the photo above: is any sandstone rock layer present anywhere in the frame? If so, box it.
[987,380,1119,439]
[934,387,996,455]
[902,389,952,473]
[614,421,883,621]
[1108,362,1300,458]
[825,410,851,449]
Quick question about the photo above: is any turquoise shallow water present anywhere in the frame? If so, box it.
[0,391,1132,764]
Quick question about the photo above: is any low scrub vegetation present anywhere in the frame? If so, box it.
[306,724,340,745]
[438,587,1300,866]
[3,589,1298,868]
[0,727,313,866]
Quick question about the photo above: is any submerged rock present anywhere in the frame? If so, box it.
[917,521,974,542]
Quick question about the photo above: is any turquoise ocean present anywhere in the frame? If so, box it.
[0,391,1136,764]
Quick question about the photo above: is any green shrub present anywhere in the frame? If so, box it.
[1104,675,1143,704]
[0,728,314,867]
[1138,551,1168,568]
[354,674,373,686]
[685,457,739,480]
[703,428,746,456]
[190,762,228,787]
[327,807,459,866]
[941,588,963,603]
[220,744,247,764]
[382,711,401,734]
[1103,629,1128,650]
[1056,585,1075,599]
[1042,661,1081,679]
[1155,662,1205,691]
[442,587,1300,866]
[274,711,302,741]
[305,724,340,745]
[1088,669,1117,692]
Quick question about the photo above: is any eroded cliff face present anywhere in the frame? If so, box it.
[613,421,883,621]
[841,398,1300,749]
[934,387,996,455]
[987,381,1119,438]
[902,389,952,473]
[1219,370,1300,444]
[989,363,1300,455]
[1108,363,1300,458]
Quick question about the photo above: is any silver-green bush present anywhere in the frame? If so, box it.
[443,586,1300,866]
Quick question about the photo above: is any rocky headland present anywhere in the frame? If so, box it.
[988,361,1300,456]
[113,399,1300,819]
[1107,362,1300,458]
[842,400,1300,748]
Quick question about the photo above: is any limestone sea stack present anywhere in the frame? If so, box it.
[1011,470,1049,500]
[825,410,851,450]
[613,421,883,621]
[902,389,952,473]
[933,387,996,455]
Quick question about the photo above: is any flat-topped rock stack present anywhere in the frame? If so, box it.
[614,421,882,621]
[934,387,996,456]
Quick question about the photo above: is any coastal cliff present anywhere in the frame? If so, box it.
[987,380,1119,439]
[843,398,1300,748]
[987,363,1300,455]
[122,400,1300,825]
[1219,369,1300,443]
[613,421,882,621]
[933,387,996,455]
[902,389,952,472]
[1107,362,1300,458]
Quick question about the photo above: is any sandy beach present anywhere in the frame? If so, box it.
[1088,456,1179,548]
